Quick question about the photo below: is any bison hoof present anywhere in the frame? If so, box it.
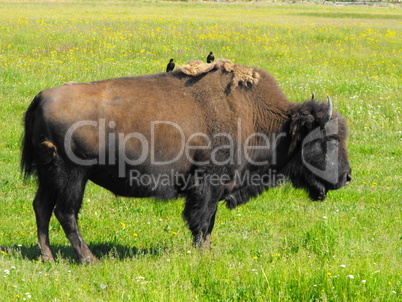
[78,256,100,265]
[192,234,212,251]
[40,254,55,262]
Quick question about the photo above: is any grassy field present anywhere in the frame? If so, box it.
[0,1,401,301]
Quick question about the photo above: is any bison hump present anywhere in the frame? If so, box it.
[177,59,260,91]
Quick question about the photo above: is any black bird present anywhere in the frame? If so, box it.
[207,52,215,63]
[166,59,175,72]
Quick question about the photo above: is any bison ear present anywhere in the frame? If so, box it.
[319,96,333,128]
[288,113,315,154]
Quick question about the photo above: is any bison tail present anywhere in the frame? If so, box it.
[21,93,42,180]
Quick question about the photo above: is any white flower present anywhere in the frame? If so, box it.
[322,216,328,219]
[3,270,10,275]
[347,275,354,279]
[339,264,346,268]
[362,280,367,284]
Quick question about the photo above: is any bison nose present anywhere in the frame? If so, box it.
[346,173,352,185]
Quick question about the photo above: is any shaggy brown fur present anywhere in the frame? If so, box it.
[178,59,260,91]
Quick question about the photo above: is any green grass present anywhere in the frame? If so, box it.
[1,1,401,301]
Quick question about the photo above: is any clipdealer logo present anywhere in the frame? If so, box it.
[302,119,339,185]
[63,118,342,186]
[64,118,286,177]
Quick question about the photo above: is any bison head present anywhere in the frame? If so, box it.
[285,96,352,201]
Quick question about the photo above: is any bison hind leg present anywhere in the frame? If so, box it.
[52,169,98,264]
[36,155,98,263]
[32,148,61,262]
[33,186,57,262]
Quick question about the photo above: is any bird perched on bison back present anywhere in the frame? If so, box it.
[166,58,175,72]
[207,52,215,63]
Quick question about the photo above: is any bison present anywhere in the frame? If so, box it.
[21,59,351,263]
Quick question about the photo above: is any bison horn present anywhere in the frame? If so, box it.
[320,96,333,127]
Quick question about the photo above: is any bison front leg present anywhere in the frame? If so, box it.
[184,199,218,249]
[183,181,221,249]
[201,209,217,249]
